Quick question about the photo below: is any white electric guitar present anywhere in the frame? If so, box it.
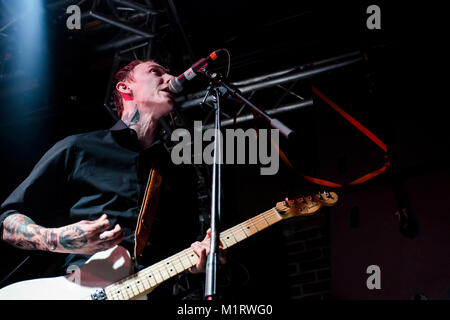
[0,192,338,300]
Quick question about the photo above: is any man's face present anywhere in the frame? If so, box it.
[126,61,174,119]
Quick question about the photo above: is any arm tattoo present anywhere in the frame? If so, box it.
[43,229,58,251]
[58,226,88,250]
[1,214,52,251]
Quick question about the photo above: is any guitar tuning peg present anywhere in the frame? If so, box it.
[283,197,290,207]
[317,192,324,200]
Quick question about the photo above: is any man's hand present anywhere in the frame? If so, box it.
[2,213,124,255]
[54,214,124,254]
[188,228,226,274]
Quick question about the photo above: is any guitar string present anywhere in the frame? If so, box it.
[105,198,331,300]
[105,208,282,299]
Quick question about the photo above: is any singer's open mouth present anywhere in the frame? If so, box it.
[161,88,173,99]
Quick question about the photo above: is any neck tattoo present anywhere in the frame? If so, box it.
[123,106,140,127]
[122,105,157,149]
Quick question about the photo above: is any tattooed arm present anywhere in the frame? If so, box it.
[1,213,124,255]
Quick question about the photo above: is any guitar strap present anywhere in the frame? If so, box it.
[134,161,163,264]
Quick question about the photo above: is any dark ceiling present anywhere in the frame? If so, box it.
[0,0,395,127]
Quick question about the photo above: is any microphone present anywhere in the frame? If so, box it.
[168,50,220,94]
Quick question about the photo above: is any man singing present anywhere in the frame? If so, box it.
[0,60,220,300]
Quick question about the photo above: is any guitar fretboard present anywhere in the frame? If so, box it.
[104,208,283,300]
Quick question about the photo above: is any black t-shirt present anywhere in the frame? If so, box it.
[0,120,201,298]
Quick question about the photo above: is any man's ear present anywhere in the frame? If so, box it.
[116,81,134,101]
[116,81,132,95]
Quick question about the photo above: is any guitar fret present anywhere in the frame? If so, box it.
[177,254,186,270]
[147,271,157,286]
[230,229,239,242]
[99,206,293,300]
[261,213,270,226]
[221,231,237,247]
[185,249,197,267]
[231,228,247,242]
[131,278,142,295]
[129,287,137,299]
[151,269,162,283]
[136,277,146,292]
[170,260,180,274]
[270,208,283,221]
[220,233,230,248]
[128,280,139,296]
[163,261,174,276]
[123,283,134,299]
[116,286,126,300]
[105,287,114,300]
[241,220,256,235]
[250,218,260,231]
[125,287,132,299]
[143,273,153,288]
[239,224,249,237]
[132,275,145,293]
[255,215,269,230]
[184,250,193,265]
[177,257,188,269]
[174,260,183,272]
[157,268,166,282]
[265,210,280,224]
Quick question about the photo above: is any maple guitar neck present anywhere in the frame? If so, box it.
[103,208,283,300]
[102,191,338,300]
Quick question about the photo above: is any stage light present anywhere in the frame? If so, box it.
[2,0,50,114]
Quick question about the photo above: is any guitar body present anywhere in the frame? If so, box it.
[0,245,148,300]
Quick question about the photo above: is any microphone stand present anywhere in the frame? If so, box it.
[200,70,295,301]
[203,81,223,301]
[201,71,295,139]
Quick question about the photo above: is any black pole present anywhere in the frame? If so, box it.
[201,69,295,300]
[204,86,222,300]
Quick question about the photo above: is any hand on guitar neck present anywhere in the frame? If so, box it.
[189,228,226,274]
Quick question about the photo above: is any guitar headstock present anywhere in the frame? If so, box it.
[275,191,338,220]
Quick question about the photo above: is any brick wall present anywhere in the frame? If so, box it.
[282,210,331,300]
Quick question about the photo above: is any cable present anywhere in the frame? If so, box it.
[215,48,231,79]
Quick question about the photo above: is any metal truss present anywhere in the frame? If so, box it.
[176,51,364,131]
